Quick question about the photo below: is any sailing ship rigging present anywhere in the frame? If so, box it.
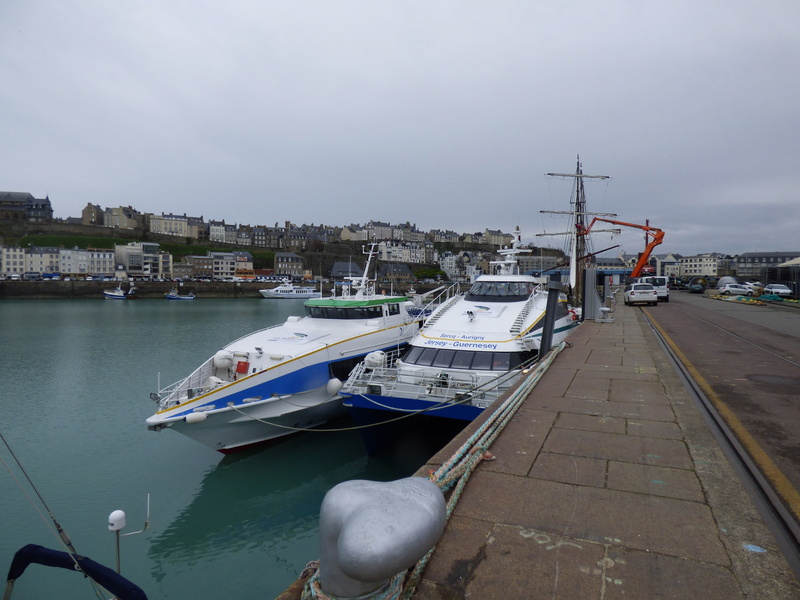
[538,156,615,305]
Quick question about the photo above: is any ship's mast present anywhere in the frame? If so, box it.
[541,156,611,305]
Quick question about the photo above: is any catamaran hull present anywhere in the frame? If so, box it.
[147,339,415,452]
[151,385,346,453]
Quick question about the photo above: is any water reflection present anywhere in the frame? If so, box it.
[147,421,414,590]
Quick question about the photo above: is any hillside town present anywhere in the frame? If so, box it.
[1,191,799,291]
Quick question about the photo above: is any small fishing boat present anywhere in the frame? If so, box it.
[146,244,452,453]
[259,279,321,299]
[165,287,195,300]
[103,285,136,300]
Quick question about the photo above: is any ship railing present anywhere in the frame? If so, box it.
[154,358,223,410]
[418,291,464,331]
[342,356,532,409]
[407,283,462,323]
[509,289,547,336]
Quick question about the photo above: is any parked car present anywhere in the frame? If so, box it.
[763,284,794,298]
[718,283,751,296]
[624,283,658,306]
[638,276,670,302]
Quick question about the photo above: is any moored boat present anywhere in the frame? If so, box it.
[259,279,321,299]
[165,287,195,300]
[103,285,136,300]
[340,228,579,428]
[146,244,453,453]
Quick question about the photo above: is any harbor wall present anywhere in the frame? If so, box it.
[0,280,435,300]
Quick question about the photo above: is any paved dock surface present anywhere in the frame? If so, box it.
[413,300,800,599]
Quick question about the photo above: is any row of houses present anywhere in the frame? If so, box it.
[0,241,262,281]
[78,202,513,257]
[0,240,431,284]
[2,192,516,256]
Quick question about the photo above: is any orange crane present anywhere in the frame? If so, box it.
[577,217,665,278]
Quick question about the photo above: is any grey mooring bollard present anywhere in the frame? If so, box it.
[317,476,446,598]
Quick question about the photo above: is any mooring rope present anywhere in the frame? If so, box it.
[301,342,565,600]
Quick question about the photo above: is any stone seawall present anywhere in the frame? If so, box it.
[0,280,276,299]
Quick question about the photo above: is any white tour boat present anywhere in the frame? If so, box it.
[340,227,579,424]
[146,245,447,453]
[259,279,321,299]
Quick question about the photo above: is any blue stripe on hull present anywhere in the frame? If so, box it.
[170,345,405,419]
[341,393,484,422]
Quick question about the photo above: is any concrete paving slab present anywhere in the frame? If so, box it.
[525,394,676,422]
[554,412,627,435]
[542,428,694,469]
[627,418,684,440]
[454,471,731,565]
[606,461,705,502]
[529,452,608,488]
[603,546,745,600]
[610,378,670,404]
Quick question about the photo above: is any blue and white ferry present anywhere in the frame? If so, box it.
[340,229,579,424]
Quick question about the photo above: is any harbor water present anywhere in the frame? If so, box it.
[0,299,449,599]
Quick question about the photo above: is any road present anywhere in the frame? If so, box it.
[643,291,800,496]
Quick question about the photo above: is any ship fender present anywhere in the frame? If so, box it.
[326,378,343,395]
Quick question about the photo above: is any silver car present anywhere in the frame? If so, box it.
[719,283,751,296]
[763,284,794,298]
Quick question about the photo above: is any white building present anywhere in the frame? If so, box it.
[115,242,172,279]
[26,246,61,276]
[679,253,722,278]
[1,245,26,276]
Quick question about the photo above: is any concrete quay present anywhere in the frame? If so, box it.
[412,300,800,599]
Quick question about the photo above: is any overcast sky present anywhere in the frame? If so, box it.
[2,1,798,257]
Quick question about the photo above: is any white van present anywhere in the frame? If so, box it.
[638,276,669,302]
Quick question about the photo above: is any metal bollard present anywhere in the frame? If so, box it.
[539,275,563,354]
[317,477,446,598]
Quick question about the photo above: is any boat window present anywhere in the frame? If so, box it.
[470,352,493,371]
[305,306,384,319]
[491,353,512,371]
[432,349,456,368]
[416,348,438,366]
[465,281,532,302]
[450,351,475,369]
[402,346,424,364]
[387,303,400,315]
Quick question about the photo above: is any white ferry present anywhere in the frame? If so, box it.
[340,228,579,423]
[259,279,321,299]
[146,245,447,453]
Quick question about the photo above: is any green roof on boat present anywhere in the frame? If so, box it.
[305,295,409,307]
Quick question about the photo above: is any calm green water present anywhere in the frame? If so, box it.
[0,299,433,599]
